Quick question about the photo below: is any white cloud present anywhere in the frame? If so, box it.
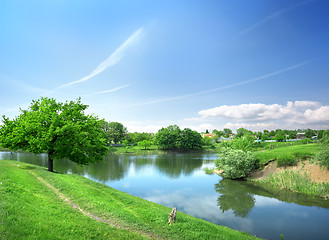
[56,27,144,89]
[198,101,329,131]
[303,106,329,123]
[83,84,131,97]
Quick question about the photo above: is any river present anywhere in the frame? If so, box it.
[1,151,329,240]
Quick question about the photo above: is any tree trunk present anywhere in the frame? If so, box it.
[48,154,54,172]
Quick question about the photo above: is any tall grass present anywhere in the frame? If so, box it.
[254,170,329,198]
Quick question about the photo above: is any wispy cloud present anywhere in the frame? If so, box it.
[56,27,144,90]
[0,73,50,94]
[236,0,316,38]
[83,84,131,97]
[126,59,313,108]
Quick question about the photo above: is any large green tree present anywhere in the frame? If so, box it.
[178,128,203,150]
[0,97,108,172]
[223,128,232,138]
[154,125,181,150]
[108,122,127,144]
[154,125,202,151]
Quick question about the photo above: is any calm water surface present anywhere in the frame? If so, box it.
[1,151,329,240]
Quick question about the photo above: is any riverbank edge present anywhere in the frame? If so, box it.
[249,160,329,198]
[210,159,329,199]
[0,160,260,240]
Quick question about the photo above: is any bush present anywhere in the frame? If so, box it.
[215,148,258,179]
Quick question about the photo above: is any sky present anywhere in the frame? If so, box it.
[1,0,329,133]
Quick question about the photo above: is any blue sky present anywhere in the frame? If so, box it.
[1,0,329,133]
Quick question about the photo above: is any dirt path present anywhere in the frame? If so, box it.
[29,171,160,239]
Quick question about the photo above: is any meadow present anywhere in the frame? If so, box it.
[0,160,259,240]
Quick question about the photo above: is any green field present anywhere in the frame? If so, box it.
[0,160,259,240]
[254,143,319,165]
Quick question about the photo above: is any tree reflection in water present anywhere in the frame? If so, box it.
[215,179,255,218]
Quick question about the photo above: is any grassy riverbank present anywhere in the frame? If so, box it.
[250,143,329,198]
[0,160,259,240]
[254,143,319,165]
[252,168,329,198]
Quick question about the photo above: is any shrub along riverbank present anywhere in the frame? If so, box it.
[0,160,259,240]
[213,142,329,198]
[250,143,329,198]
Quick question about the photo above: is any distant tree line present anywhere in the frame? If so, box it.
[211,127,326,142]
[1,97,327,173]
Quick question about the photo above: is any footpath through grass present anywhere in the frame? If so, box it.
[0,160,259,240]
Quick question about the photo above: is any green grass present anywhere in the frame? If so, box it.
[253,169,329,198]
[0,160,259,240]
[254,143,320,165]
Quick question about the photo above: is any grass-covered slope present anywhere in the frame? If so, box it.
[0,160,259,240]
[254,143,319,165]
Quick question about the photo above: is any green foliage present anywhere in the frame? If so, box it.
[212,129,224,139]
[220,138,255,152]
[154,125,181,150]
[108,122,127,144]
[100,120,127,144]
[202,136,215,148]
[122,139,129,147]
[236,128,253,138]
[223,128,232,138]
[261,133,269,141]
[274,133,285,142]
[215,148,258,179]
[0,97,108,171]
[137,140,151,150]
[316,135,329,169]
[125,132,153,144]
[178,128,203,150]
[154,125,202,151]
